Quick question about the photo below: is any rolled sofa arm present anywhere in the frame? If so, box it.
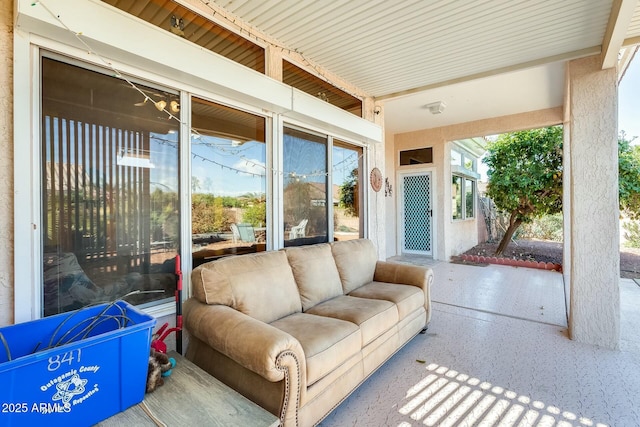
[184,298,306,384]
[373,261,434,323]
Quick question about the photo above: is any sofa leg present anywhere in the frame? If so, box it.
[419,327,428,334]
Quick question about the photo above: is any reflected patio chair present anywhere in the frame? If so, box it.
[289,218,308,240]
[235,223,256,243]
[230,223,241,243]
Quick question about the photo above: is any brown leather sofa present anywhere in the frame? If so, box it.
[184,239,433,426]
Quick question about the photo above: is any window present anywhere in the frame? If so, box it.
[400,148,433,165]
[452,175,463,220]
[282,128,364,246]
[451,150,462,167]
[451,148,476,173]
[333,140,363,240]
[191,98,267,267]
[283,127,328,246]
[465,178,475,218]
[451,176,475,220]
[464,158,475,171]
[451,147,477,221]
[190,98,267,267]
[41,57,180,316]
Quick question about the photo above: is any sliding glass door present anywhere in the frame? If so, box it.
[190,98,267,267]
[41,57,180,316]
[283,127,328,246]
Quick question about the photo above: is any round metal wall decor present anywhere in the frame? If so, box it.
[370,167,383,192]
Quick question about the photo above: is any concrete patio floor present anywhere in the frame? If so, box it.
[319,257,640,427]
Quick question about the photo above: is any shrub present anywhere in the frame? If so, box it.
[623,220,640,248]
[518,213,563,242]
[243,202,266,227]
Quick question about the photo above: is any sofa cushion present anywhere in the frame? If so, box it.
[349,281,425,320]
[192,251,302,324]
[271,313,361,386]
[284,244,344,311]
[331,239,378,293]
[306,295,397,346]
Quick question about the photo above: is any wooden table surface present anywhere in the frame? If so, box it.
[98,351,279,426]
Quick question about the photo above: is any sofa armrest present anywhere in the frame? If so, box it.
[184,298,306,384]
[373,261,434,323]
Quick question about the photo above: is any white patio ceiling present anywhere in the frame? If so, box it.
[203,0,640,134]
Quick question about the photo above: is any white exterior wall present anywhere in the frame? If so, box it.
[566,55,620,349]
[0,0,13,325]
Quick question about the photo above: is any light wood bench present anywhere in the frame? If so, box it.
[98,351,279,426]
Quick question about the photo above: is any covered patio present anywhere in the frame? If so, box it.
[321,260,640,426]
[2,1,640,424]
[4,0,637,349]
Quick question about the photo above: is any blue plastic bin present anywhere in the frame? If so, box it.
[0,301,156,426]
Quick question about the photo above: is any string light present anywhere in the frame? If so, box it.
[33,0,366,181]
[36,0,182,124]
[194,0,364,101]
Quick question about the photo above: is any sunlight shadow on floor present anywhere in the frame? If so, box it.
[319,302,640,427]
[395,362,607,427]
[318,258,640,427]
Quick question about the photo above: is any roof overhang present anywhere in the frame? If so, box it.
[202,0,640,134]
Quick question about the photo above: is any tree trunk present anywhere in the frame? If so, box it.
[495,214,523,256]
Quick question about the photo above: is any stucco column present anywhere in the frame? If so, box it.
[567,55,620,349]
[0,0,14,326]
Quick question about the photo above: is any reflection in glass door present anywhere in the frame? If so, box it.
[41,57,180,316]
[283,127,328,246]
[190,98,267,267]
[333,140,363,240]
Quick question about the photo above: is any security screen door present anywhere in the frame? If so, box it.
[400,172,432,255]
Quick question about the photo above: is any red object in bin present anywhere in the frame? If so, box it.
[151,323,181,354]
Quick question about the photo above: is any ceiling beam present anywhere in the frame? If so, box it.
[376,47,600,102]
[600,0,638,69]
[624,35,640,46]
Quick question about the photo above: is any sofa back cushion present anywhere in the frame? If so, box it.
[331,239,378,293]
[192,251,302,323]
[285,244,344,311]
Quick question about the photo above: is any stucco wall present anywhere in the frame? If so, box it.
[387,107,563,260]
[447,220,478,258]
[0,0,13,326]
